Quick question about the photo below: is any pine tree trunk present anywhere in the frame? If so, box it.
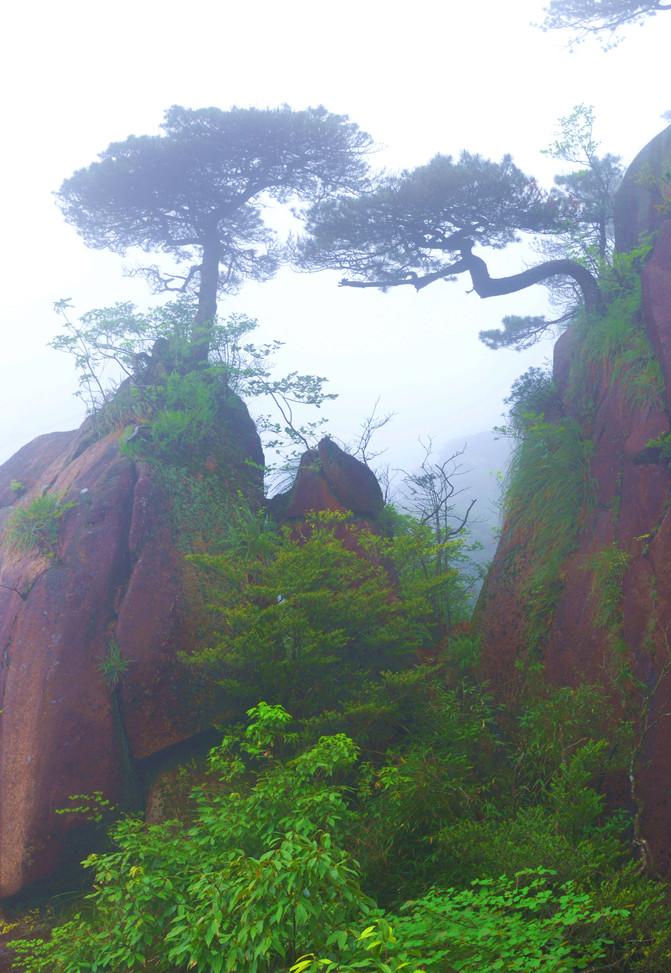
[192,239,220,364]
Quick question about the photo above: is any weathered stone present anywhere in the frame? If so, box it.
[273,438,384,522]
[0,390,263,898]
[642,220,671,411]
[614,124,671,252]
[317,438,384,518]
[478,205,671,874]
[0,431,78,510]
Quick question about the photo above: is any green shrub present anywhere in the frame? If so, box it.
[98,640,129,690]
[296,869,628,973]
[586,543,631,637]
[502,365,561,438]
[183,511,434,719]
[568,278,663,415]
[4,493,74,558]
[11,706,372,973]
[503,417,595,653]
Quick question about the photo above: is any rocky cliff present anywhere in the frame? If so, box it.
[478,125,671,876]
[0,390,264,899]
[0,385,387,900]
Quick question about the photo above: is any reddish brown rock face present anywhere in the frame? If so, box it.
[272,438,384,522]
[614,124,671,253]
[478,128,671,877]
[0,394,263,899]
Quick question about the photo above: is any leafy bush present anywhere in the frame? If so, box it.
[4,493,74,558]
[295,869,627,973]
[586,544,631,638]
[502,365,561,437]
[567,258,663,415]
[183,511,437,718]
[11,706,371,973]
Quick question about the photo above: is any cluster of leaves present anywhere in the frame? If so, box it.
[501,366,562,438]
[53,300,335,465]
[9,497,671,972]
[11,705,371,973]
[12,674,671,972]
[586,544,632,636]
[566,250,664,416]
[4,492,75,559]
[502,411,595,655]
[181,510,471,720]
[295,869,628,973]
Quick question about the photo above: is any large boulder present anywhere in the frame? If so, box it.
[0,391,263,898]
[269,438,384,522]
[614,124,671,252]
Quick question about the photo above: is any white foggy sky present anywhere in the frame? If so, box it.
[0,0,669,471]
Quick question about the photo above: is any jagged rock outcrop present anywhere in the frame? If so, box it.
[0,392,263,899]
[268,437,384,522]
[478,127,671,876]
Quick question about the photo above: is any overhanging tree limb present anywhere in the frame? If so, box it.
[458,244,605,314]
[298,150,606,334]
[338,242,604,314]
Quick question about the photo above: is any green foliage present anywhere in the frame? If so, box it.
[4,492,75,559]
[586,544,631,636]
[514,684,625,791]
[11,709,371,973]
[183,511,437,718]
[297,869,626,973]
[543,105,622,273]
[10,493,671,973]
[432,684,627,887]
[566,249,662,416]
[98,640,129,690]
[502,366,560,437]
[55,792,117,826]
[347,674,500,901]
[389,517,476,631]
[10,479,26,495]
[122,368,220,467]
[53,300,336,467]
[645,431,671,465]
[503,414,594,653]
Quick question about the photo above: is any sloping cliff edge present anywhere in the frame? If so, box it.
[478,125,671,875]
[0,391,265,899]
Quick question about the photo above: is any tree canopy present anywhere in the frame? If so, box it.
[479,106,622,350]
[296,151,604,316]
[542,0,671,40]
[58,105,372,360]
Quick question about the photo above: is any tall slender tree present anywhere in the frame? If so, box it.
[58,105,372,362]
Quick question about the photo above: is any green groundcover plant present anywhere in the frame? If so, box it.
[10,496,671,972]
